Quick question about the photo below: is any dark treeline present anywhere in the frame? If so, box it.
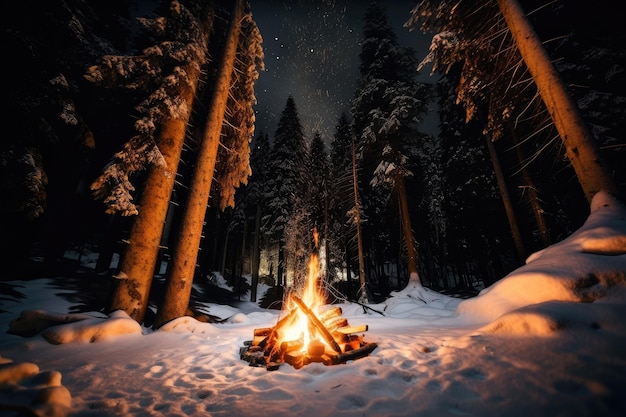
[1,1,623,321]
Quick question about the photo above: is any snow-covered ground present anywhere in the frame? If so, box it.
[1,191,625,417]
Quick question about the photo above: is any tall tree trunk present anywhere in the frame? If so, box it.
[486,135,526,263]
[250,204,261,302]
[110,71,203,323]
[220,227,230,277]
[351,134,368,303]
[323,189,330,281]
[512,131,551,247]
[395,175,420,284]
[345,239,352,297]
[497,0,621,203]
[277,244,284,286]
[155,0,243,328]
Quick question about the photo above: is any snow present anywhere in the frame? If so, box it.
[1,191,625,417]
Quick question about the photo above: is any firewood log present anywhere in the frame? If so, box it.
[335,324,368,334]
[291,295,342,353]
[259,308,297,349]
[323,316,349,333]
[318,306,342,322]
[330,342,378,365]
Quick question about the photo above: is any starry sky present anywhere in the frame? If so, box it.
[249,0,435,144]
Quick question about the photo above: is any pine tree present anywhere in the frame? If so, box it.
[351,1,431,292]
[407,0,621,203]
[155,0,250,328]
[87,0,211,323]
[328,113,357,298]
[432,70,519,288]
[263,96,308,287]
[213,8,264,211]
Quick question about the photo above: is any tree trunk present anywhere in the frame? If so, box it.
[485,135,526,263]
[277,244,284,286]
[395,175,420,284]
[497,0,621,203]
[512,131,551,247]
[351,134,368,303]
[220,227,230,277]
[155,0,243,328]
[110,100,200,324]
[323,189,330,281]
[250,204,261,302]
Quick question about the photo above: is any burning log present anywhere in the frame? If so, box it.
[240,298,377,370]
[257,308,298,349]
[291,295,342,353]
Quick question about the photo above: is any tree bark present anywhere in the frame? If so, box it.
[395,175,420,284]
[497,0,621,203]
[155,0,244,328]
[110,87,201,324]
[485,135,526,263]
[351,134,368,303]
[512,131,551,247]
[250,204,261,302]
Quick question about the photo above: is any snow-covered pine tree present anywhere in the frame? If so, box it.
[406,0,621,204]
[432,72,514,289]
[155,0,249,328]
[351,1,431,293]
[328,113,358,298]
[263,96,308,287]
[87,0,211,324]
[213,6,264,211]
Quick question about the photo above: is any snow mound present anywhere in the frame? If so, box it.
[457,191,626,323]
[0,356,72,417]
[158,315,221,335]
[8,309,106,337]
[377,280,463,318]
[41,310,142,344]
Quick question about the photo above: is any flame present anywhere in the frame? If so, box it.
[278,229,326,350]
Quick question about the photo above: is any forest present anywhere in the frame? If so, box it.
[1,0,624,328]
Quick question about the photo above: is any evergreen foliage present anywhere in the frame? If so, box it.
[214,7,264,211]
[87,0,208,216]
[306,132,330,235]
[350,1,431,297]
[263,96,309,284]
[327,113,357,292]
[3,0,623,312]
[264,97,306,237]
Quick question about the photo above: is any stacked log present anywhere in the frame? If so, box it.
[240,295,377,370]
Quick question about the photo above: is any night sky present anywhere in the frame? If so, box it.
[250,0,435,144]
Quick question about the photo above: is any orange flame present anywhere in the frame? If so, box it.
[278,229,326,350]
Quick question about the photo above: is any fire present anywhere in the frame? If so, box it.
[278,229,326,350]
[240,228,377,370]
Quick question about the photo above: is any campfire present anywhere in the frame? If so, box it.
[240,232,377,371]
